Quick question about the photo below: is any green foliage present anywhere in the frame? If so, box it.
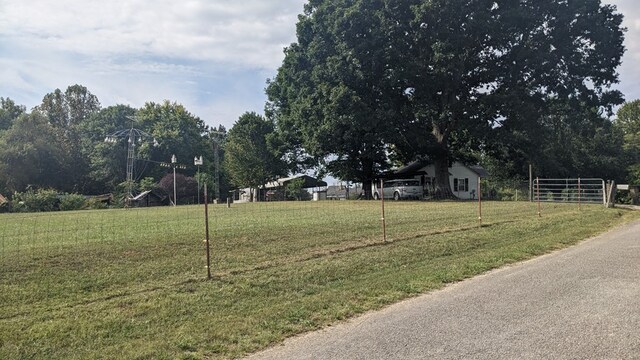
[628,164,640,185]
[35,84,101,128]
[285,178,308,201]
[12,188,60,212]
[86,197,108,210]
[266,0,406,195]
[59,193,88,211]
[0,97,26,131]
[268,0,625,193]
[616,100,640,184]
[139,177,156,192]
[32,85,102,193]
[0,112,67,192]
[80,105,137,193]
[224,112,286,194]
[136,101,210,181]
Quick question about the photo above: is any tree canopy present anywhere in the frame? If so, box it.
[616,100,640,183]
[0,112,66,192]
[267,0,626,196]
[224,112,285,201]
[0,86,226,200]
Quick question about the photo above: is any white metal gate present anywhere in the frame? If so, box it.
[533,178,606,204]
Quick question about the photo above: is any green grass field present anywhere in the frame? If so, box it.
[1,201,638,359]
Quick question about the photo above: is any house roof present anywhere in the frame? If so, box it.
[394,160,431,176]
[468,165,490,178]
[264,175,328,189]
[131,189,169,201]
[385,161,488,178]
[131,191,152,201]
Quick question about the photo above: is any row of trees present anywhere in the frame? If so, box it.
[0,85,230,202]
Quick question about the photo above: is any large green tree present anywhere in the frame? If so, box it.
[34,85,102,192]
[0,112,66,192]
[136,101,211,181]
[36,84,101,128]
[78,105,137,193]
[268,0,625,196]
[616,100,640,183]
[224,112,285,201]
[267,0,411,198]
[0,97,26,132]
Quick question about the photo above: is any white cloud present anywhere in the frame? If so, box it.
[0,0,304,127]
[0,0,302,69]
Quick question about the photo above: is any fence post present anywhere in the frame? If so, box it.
[578,178,581,210]
[380,178,387,243]
[537,177,541,217]
[607,181,616,208]
[204,184,212,280]
[478,176,482,225]
[529,164,533,201]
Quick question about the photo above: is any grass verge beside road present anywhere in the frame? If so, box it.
[1,202,638,359]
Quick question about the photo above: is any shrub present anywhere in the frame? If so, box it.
[59,193,87,211]
[12,188,60,212]
[86,197,109,209]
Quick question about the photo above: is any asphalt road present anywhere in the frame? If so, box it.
[246,221,640,360]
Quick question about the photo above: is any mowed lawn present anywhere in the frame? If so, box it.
[1,201,637,359]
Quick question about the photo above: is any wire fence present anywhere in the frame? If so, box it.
[0,180,598,272]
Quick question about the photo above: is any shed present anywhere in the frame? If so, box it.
[131,189,170,207]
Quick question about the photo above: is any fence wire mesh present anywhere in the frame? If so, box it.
[0,186,598,275]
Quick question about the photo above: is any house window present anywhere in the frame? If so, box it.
[454,178,469,192]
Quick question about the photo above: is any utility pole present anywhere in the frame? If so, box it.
[160,156,186,206]
[194,155,203,204]
[210,131,226,201]
[172,154,177,206]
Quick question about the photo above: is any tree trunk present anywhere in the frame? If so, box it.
[362,178,373,200]
[361,158,375,200]
[432,126,454,199]
[433,155,454,199]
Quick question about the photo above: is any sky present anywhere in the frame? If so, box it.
[0,0,639,131]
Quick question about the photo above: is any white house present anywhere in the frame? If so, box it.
[389,161,489,200]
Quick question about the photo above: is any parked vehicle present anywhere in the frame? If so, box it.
[373,179,422,200]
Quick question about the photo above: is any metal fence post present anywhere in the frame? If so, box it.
[537,177,541,217]
[478,176,482,225]
[380,178,387,243]
[204,184,212,280]
[578,178,581,210]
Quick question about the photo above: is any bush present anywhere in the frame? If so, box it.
[86,197,109,210]
[12,188,60,212]
[59,193,87,211]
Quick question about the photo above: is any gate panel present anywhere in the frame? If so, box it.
[533,178,605,204]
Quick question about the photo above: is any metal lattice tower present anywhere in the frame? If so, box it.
[126,131,136,190]
[105,116,157,199]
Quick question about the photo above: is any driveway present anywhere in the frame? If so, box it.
[246,221,640,359]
